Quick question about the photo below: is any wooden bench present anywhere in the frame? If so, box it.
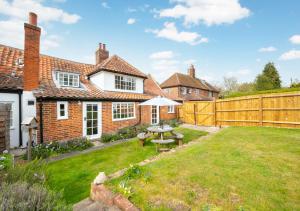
[151,139,175,152]
[173,132,184,146]
[137,132,151,146]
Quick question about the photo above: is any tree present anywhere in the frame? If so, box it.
[237,82,255,92]
[255,62,281,91]
[290,79,300,88]
[223,77,238,92]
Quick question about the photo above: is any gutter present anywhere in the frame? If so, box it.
[18,90,23,146]
[38,99,44,144]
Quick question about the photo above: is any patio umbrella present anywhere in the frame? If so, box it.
[139,96,182,106]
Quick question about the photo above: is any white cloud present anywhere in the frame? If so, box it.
[159,0,250,26]
[279,50,300,60]
[290,35,300,45]
[147,22,208,45]
[42,35,62,51]
[0,0,80,24]
[258,46,277,52]
[127,18,136,25]
[101,2,110,9]
[0,0,79,51]
[149,51,175,60]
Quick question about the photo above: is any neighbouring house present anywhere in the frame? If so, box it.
[0,12,177,148]
[160,65,220,101]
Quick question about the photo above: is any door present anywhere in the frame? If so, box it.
[151,105,159,125]
[83,102,102,139]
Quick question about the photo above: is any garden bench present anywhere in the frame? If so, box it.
[137,132,151,146]
[173,132,184,146]
[151,139,175,152]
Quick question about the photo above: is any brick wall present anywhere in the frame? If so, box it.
[37,101,83,143]
[160,106,177,120]
[37,100,178,142]
[0,104,11,152]
[102,102,141,134]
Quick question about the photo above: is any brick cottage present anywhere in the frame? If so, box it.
[0,13,176,148]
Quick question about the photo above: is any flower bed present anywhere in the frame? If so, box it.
[24,138,93,160]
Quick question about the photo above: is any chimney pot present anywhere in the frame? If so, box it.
[95,42,109,65]
[29,12,38,26]
[188,64,196,78]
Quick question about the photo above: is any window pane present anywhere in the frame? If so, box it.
[93,127,98,135]
[60,110,65,116]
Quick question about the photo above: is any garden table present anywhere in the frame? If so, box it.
[147,125,174,140]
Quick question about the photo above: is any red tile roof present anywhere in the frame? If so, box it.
[88,55,147,78]
[160,72,219,92]
[0,44,154,101]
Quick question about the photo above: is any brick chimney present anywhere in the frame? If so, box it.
[188,64,196,78]
[95,43,109,65]
[24,12,41,91]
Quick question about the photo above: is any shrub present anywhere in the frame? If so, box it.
[0,153,13,171]
[101,133,122,143]
[4,160,47,185]
[123,164,143,180]
[27,137,93,160]
[0,181,71,211]
[118,126,137,139]
[160,119,182,127]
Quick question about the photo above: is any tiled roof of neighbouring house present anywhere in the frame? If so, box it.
[88,55,147,78]
[0,44,154,101]
[160,72,219,92]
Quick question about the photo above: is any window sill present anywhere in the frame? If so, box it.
[168,112,175,114]
[112,117,136,122]
[57,117,68,120]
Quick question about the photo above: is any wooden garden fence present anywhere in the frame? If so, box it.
[178,92,300,129]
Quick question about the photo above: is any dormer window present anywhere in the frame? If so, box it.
[115,75,136,91]
[55,71,80,88]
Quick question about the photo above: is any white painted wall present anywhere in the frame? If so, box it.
[22,91,37,147]
[0,93,20,148]
[90,71,144,93]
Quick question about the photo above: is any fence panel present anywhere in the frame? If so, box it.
[178,92,300,129]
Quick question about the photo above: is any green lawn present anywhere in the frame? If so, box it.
[108,127,300,211]
[46,127,207,204]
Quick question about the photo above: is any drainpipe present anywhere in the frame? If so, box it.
[18,90,23,146]
[39,100,44,144]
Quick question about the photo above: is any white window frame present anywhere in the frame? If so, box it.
[208,91,213,97]
[195,89,200,95]
[168,105,175,113]
[181,87,187,95]
[55,71,80,88]
[112,102,136,121]
[114,75,136,91]
[57,101,68,120]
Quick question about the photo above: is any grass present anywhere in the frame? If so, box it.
[223,87,300,98]
[46,127,207,204]
[108,127,300,211]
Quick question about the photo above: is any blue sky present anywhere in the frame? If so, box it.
[0,0,299,86]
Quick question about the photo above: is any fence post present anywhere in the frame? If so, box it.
[213,99,217,127]
[194,103,197,125]
[259,96,263,126]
